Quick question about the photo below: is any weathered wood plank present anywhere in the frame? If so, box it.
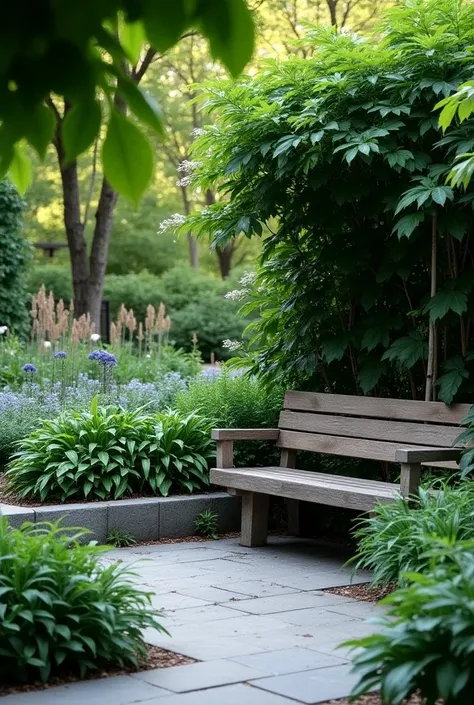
[212,429,280,441]
[280,448,298,535]
[278,411,459,447]
[216,440,234,468]
[284,391,470,425]
[395,447,462,463]
[400,462,421,498]
[277,430,414,462]
[240,492,269,547]
[212,468,399,512]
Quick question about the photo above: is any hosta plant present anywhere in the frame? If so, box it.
[347,540,474,705]
[0,520,165,685]
[6,398,214,501]
[147,410,214,496]
[351,481,474,587]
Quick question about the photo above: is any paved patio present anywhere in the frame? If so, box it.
[3,537,384,705]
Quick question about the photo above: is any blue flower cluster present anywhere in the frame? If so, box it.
[22,364,37,374]
[88,350,117,367]
[53,351,67,360]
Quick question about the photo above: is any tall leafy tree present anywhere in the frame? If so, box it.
[1,1,255,327]
[180,0,474,404]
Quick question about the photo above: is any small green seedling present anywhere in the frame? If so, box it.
[195,510,219,539]
[106,528,137,548]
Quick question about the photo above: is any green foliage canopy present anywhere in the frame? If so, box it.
[1,1,255,203]
[183,0,474,403]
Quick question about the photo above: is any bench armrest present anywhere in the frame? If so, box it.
[395,447,462,464]
[212,429,280,441]
[213,429,280,468]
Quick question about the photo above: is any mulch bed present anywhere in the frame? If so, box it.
[324,582,395,602]
[0,645,196,697]
[321,695,434,705]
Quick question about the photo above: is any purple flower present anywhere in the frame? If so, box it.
[88,349,117,367]
[22,363,37,374]
[53,351,67,359]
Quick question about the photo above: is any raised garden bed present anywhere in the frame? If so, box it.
[0,492,241,542]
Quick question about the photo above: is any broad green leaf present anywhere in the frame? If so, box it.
[102,110,154,206]
[424,290,467,321]
[9,143,32,194]
[358,360,385,394]
[431,185,453,207]
[199,0,255,77]
[438,100,458,132]
[117,79,164,136]
[25,104,56,160]
[321,336,350,363]
[436,356,468,404]
[120,19,146,64]
[142,0,192,53]
[392,212,424,239]
[382,331,428,368]
[63,100,102,163]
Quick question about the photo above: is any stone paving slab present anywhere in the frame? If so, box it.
[251,663,361,704]
[133,659,268,692]
[3,537,380,705]
[141,683,299,705]
[229,646,348,675]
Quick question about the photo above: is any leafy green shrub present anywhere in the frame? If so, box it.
[195,509,219,539]
[6,399,214,501]
[176,371,284,466]
[348,539,474,705]
[352,482,474,587]
[456,406,474,479]
[0,520,164,685]
[25,264,72,304]
[171,295,246,360]
[0,181,31,337]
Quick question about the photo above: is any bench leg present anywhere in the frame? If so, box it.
[400,462,421,498]
[286,499,300,536]
[240,492,269,547]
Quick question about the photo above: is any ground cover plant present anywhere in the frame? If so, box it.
[181,0,474,404]
[348,539,474,704]
[5,398,214,502]
[351,481,474,587]
[0,520,165,685]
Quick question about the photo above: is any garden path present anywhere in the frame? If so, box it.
[3,537,384,705]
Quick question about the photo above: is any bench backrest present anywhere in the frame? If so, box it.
[277,392,471,463]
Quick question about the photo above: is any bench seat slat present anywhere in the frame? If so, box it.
[279,411,460,447]
[284,391,470,425]
[211,467,399,512]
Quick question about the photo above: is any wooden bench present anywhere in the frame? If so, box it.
[210,392,470,547]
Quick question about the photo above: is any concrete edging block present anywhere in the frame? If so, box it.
[0,504,35,529]
[1,493,240,542]
[158,493,241,538]
[107,498,160,542]
[34,503,108,544]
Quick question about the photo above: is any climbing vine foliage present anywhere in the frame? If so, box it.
[181,0,474,404]
[0,1,255,203]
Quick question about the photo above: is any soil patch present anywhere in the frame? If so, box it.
[0,645,196,697]
[320,695,436,705]
[324,583,395,602]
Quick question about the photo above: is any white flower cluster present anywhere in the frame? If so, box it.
[176,176,192,188]
[177,160,202,173]
[0,325,8,335]
[191,127,206,137]
[222,339,243,351]
[158,213,187,233]
[225,289,247,301]
[239,271,257,287]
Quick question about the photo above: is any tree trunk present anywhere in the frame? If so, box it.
[216,243,234,279]
[58,160,90,316]
[325,0,338,26]
[187,234,199,269]
[425,213,438,402]
[88,178,118,330]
